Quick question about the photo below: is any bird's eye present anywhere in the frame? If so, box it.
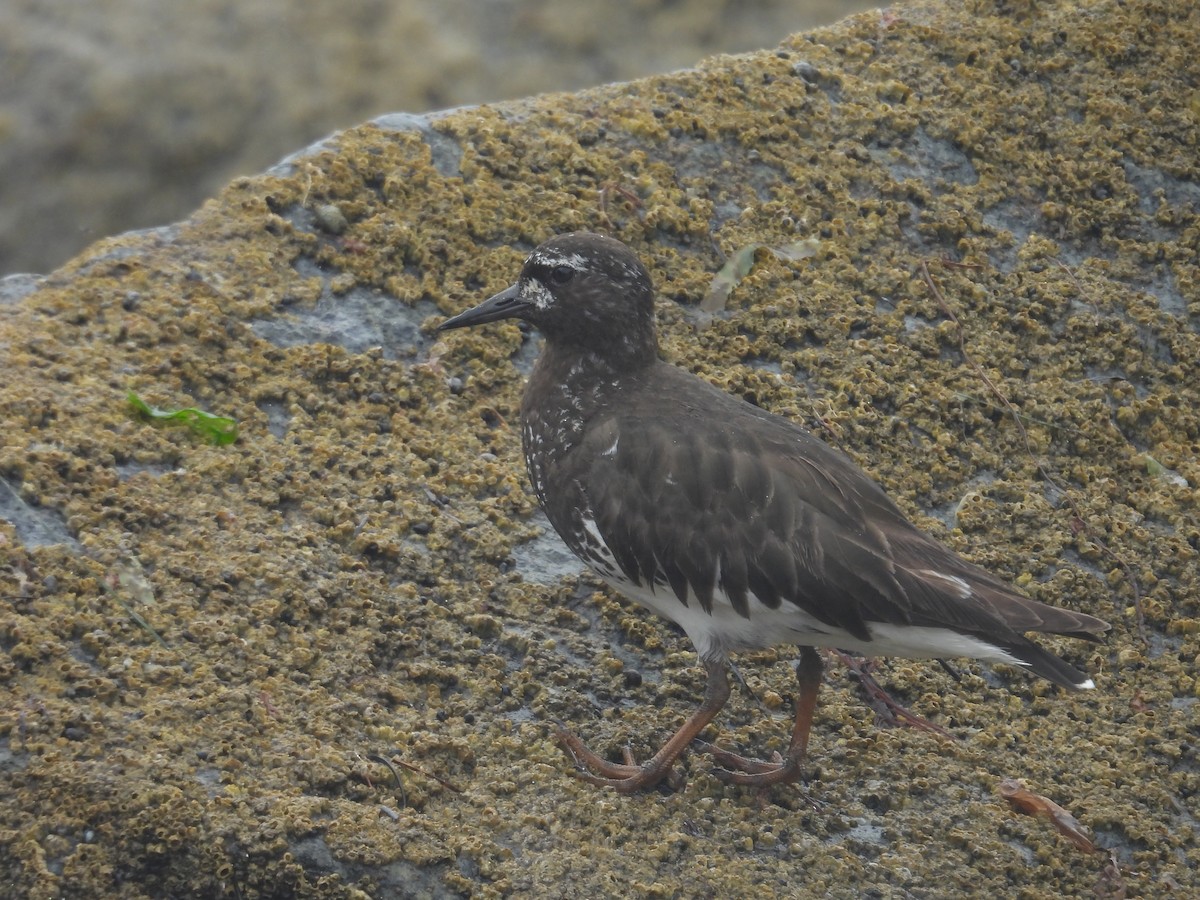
[548,265,575,286]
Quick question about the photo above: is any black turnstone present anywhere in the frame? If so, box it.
[439,232,1110,793]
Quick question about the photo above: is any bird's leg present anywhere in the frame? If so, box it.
[556,658,731,794]
[699,645,823,787]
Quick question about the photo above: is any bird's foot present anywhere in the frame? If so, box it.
[693,740,806,789]
[555,726,684,793]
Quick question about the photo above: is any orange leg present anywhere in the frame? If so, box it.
[556,658,731,793]
[696,646,823,787]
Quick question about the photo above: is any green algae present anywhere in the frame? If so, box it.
[127,390,239,445]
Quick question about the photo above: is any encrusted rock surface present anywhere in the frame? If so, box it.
[1,0,1198,896]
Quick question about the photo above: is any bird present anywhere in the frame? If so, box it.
[438,231,1110,794]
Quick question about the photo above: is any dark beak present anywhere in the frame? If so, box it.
[438,283,527,331]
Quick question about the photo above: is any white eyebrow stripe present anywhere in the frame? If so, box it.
[529,251,589,271]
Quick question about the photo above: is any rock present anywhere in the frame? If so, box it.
[1,0,1197,896]
[0,0,871,275]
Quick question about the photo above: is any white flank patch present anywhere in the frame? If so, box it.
[590,573,1042,675]
[564,521,1075,681]
[578,515,620,577]
[601,436,619,457]
[864,624,1023,666]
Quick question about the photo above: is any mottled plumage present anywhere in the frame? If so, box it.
[440,232,1109,793]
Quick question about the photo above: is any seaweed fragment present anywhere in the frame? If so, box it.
[103,558,169,648]
[127,390,238,445]
[702,239,819,312]
[998,777,1098,853]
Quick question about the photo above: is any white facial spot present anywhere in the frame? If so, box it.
[521,278,554,310]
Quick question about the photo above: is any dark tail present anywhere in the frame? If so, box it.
[1000,634,1101,690]
[939,573,1109,691]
